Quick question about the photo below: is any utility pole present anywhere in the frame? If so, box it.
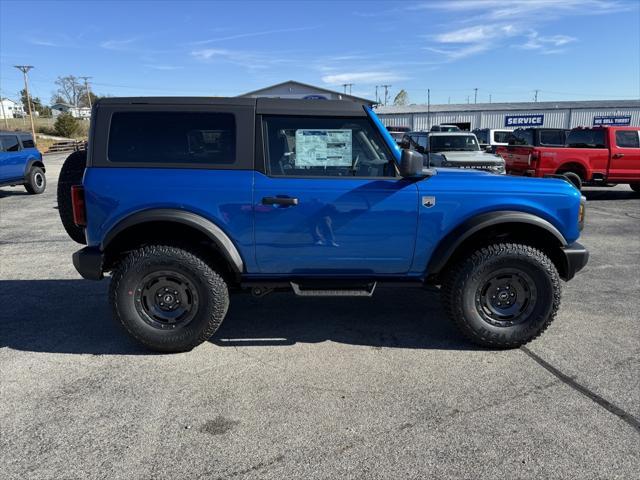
[534,89,539,102]
[80,76,92,109]
[474,87,478,104]
[342,83,353,95]
[381,84,391,106]
[489,94,492,104]
[0,88,9,129]
[427,88,431,130]
[466,95,470,104]
[14,65,36,145]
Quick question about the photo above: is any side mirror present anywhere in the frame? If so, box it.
[399,149,425,177]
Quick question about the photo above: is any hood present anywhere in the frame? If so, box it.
[430,151,504,166]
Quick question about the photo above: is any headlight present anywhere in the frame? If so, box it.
[578,196,586,230]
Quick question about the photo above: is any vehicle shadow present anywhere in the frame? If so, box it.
[0,280,476,355]
[0,188,29,198]
[582,188,639,201]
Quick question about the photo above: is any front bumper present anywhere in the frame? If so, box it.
[72,246,104,280]
[559,242,589,281]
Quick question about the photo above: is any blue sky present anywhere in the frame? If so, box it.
[1,0,639,105]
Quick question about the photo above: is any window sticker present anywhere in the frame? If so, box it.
[295,129,352,167]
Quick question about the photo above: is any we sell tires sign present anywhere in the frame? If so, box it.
[505,114,544,127]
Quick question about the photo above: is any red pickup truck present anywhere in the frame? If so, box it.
[497,126,640,192]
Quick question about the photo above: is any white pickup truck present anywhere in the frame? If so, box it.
[401,131,506,174]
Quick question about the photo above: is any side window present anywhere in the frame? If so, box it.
[20,137,35,148]
[108,111,236,165]
[567,130,606,148]
[1,136,21,152]
[539,130,564,146]
[615,130,640,148]
[262,116,395,177]
[493,131,511,143]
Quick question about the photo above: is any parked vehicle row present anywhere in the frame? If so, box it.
[496,126,640,191]
[0,131,46,194]
[401,130,505,173]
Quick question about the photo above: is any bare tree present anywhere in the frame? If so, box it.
[51,75,81,106]
[393,89,409,106]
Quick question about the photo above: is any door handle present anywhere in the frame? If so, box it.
[262,196,299,206]
[612,153,624,159]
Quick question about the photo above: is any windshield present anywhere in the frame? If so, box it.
[430,135,479,152]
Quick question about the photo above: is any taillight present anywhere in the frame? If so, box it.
[71,185,86,226]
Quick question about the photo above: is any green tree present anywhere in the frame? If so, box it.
[393,89,409,106]
[20,88,44,115]
[54,113,79,138]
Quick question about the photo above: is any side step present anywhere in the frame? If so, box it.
[290,282,377,297]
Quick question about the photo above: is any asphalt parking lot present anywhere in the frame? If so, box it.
[1,152,639,479]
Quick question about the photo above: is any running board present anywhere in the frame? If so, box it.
[290,282,377,297]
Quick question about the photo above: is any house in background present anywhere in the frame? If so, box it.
[51,103,91,119]
[0,98,26,119]
[239,80,375,107]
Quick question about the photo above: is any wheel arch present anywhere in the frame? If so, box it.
[102,209,244,282]
[23,157,45,177]
[555,160,589,180]
[426,211,569,281]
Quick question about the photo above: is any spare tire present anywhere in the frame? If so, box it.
[57,150,87,244]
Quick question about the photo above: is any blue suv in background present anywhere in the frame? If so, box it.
[58,97,588,352]
[0,132,46,194]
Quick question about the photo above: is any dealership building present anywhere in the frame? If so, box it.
[374,99,640,131]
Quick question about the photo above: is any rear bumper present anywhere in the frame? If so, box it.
[559,242,589,281]
[72,246,104,280]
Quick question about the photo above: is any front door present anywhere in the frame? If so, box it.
[0,135,25,181]
[254,114,419,275]
[609,129,640,181]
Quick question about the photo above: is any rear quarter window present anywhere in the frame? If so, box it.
[615,130,640,148]
[107,111,236,165]
[20,138,35,148]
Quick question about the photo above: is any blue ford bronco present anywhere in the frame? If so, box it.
[0,131,46,194]
[58,97,588,352]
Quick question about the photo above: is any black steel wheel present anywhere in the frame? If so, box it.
[441,243,561,348]
[110,245,229,352]
[24,166,46,194]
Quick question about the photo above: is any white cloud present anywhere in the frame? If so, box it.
[143,64,183,71]
[434,24,516,43]
[100,38,138,51]
[190,26,320,46]
[321,71,406,85]
[518,33,577,50]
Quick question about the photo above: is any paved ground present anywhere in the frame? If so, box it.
[1,153,639,479]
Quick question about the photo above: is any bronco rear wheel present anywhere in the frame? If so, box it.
[57,150,87,244]
[110,245,229,352]
[630,183,640,194]
[441,243,560,348]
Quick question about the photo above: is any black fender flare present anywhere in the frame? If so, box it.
[102,209,244,274]
[426,211,567,276]
[23,157,45,178]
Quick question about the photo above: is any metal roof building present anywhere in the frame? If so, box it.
[375,99,640,131]
[240,80,376,106]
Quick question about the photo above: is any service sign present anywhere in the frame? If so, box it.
[593,115,631,126]
[505,114,544,127]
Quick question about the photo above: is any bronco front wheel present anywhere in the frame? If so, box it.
[110,245,229,352]
[441,243,561,348]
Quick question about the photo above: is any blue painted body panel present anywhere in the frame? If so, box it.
[82,168,257,272]
[0,146,41,182]
[83,107,582,279]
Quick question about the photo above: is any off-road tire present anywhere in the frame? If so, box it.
[630,183,640,194]
[563,172,582,190]
[57,150,87,244]
[24,166,46,194]
[110,245,229,353]
[441,243,561,349]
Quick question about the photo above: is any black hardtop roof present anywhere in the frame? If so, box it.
[96,96,367,116]
[0,130,32,136]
